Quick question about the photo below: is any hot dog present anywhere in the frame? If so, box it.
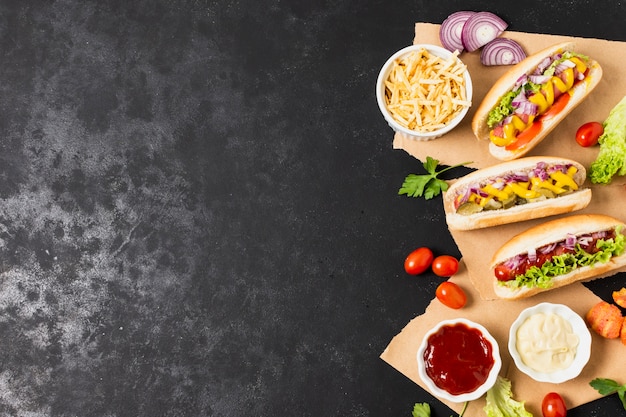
[443,156,591,231]
[472,41,603,161]
[490,214,626,300]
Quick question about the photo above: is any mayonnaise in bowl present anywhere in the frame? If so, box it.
[508,303,591,383]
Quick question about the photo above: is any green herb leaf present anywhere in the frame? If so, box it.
[398,157,472,200]
[412,402,430,417]
[590,378,626,411]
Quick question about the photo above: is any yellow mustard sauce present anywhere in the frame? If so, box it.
[515,312,579,373]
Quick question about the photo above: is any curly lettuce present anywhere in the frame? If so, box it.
[590,95,626,184]
[501,228,625,290]
[484,376,533,417]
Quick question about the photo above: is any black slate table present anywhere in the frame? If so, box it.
[0,1,624,416]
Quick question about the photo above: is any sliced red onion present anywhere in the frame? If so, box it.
[539,242,557,254]
[480,38,526,66]
[529,74,550,85]
[577,235,593,247]
[461,11,508,52]
[534,57,552,75]
[564,233,577,250]
[511,91,538,116]
[527,247,537,263]
[439,11,476,52]
[504,254,525,270]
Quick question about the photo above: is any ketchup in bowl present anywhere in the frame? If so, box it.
[422,321,496,396]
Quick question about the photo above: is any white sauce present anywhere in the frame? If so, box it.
[515,312,579,373]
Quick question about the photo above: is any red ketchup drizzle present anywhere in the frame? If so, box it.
[423,323,494,395]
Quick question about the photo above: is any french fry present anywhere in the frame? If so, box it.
[586,301,624,339]
[383,48,470,132]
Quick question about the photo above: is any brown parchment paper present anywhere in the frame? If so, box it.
[395,23,626,180]
[380,267,625,416]
[382,23,626,416]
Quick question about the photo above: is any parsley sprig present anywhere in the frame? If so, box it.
[399,157,472,200]
[590,378,626,410]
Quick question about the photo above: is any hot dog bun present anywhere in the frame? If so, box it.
[491,214,626,300]
[472,41,603,161]
[443,156,591,231]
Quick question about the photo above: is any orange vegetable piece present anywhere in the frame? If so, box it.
[613,287,626,308]
[586,301,624,339]
[622,319,626,346]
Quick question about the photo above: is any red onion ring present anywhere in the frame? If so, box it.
[480,38,526,66]
[461,11,508,52]
[439,11,476,53]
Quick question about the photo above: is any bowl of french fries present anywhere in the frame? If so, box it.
[376,44,472,140]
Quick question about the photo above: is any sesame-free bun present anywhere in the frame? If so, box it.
[444,156,591,231]
[472,42,603,161]
[490,214,626,300]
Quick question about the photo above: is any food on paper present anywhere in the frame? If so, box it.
[471,41,603,160]
[514,312,579,373]
[589,95,626,184]
[443,156,591,231]
[418,319,500,401]
[575,121,603,147]
[508,303,591,383]
[435,281,467,309]
[404,247,434,275]
[460,11,508,52]
[483,376,533,417]
[381,47,471,133]
[586,301,624,339]
[490,214,626,300]
[398,156,472,200]
[613,287,626,308]
[438,11,475,53]
[439,10,526,66]
[541,392,567,417]
[481,38,527,66]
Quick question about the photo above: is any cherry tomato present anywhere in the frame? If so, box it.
[404,247,434,275]
[542,392,567,417]
[575,121,603,147]
[435,282,467,309]
[431,255,459,277]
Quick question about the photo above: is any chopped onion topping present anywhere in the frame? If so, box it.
[527,247,537,263]
[480,38,526,66]
[461,11,508,52]
[439,11,476,53]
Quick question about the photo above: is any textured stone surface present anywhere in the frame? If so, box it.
[0,1,623,416]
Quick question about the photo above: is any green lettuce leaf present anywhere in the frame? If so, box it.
[501,228,625,290]
[590,95,626,184]
[411,403,430,417]
[484,376,533,417]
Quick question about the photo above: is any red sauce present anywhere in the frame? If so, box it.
[423,323,494,395]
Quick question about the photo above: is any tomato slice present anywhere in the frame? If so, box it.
[541,92,571,120]
[505,120,543,151]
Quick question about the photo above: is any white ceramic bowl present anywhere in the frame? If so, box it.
[376,44,473,141]
[416,318,501,403]
[508,302,591,383]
